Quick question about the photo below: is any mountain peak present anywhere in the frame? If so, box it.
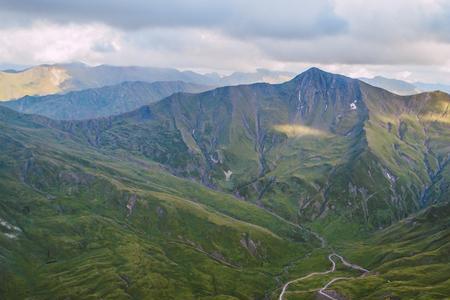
[287,67,352,87]
[303,67,330,76]
[305,66,325,73]
[291,67,343,82]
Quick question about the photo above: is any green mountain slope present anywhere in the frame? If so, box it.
[0,106,320,299]
[1,81,210,120]
[0,67,449,299]
[333,201,450,299]
[52,68,449,230]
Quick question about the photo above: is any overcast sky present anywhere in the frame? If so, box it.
[0,0,449,83]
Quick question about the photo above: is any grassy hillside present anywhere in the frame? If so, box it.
[268,202,450,300]
[0,106,319,299]
[47,68,450,231]
[0,67,449,299]
[332,201,450,299]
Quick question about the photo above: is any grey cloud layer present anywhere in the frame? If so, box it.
[1,0,450,83]
[0,0,347,39]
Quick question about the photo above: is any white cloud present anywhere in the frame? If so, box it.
[0,21,121,65]
[0,1,450,83]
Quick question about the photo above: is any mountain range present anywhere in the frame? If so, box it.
[360,75,450,95]
[0,62,294,101]
[0,67,449,299]
[1,81,210,120]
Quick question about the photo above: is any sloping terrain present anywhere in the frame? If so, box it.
[0,65,70,101]
[272,202,450,300]
[0,106,320,299]
[2,81,210,120]
[50,68,449,230]
[0,68,449,299]
[332,201,450,299]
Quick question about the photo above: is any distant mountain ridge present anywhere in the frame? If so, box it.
[360,75,450,95]
[1,80,210,120]
[0,62,295,101]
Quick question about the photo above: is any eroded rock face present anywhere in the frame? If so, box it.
[240,233,259,257]
[126,194,137,216]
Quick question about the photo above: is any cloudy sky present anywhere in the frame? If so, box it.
[1,0,450,83]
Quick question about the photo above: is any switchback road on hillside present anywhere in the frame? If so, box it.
[278,253,368,300]
[277,223,369,300]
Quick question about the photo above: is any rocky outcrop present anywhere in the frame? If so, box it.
[126,194,138,217]
[240,233,259,257]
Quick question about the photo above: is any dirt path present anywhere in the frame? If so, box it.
[278,254,337,300]
[278,226,369,300]
[256,207,368,300]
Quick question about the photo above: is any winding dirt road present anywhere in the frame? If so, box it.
[259,207,368,300]
[278,251,369,299]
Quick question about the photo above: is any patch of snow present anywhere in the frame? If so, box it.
[350,102,357,110]
[126,195,137,217]
[210,155,219,164]
[0,218,21,232]
[296,91,303,112]
[224,170,233,181]
[4,233,17,239]
[383,169,396,183]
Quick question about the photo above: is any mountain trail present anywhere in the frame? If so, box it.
[276,217,369,300]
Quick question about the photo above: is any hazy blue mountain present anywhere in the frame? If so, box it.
[414,81,450,94]
[0,63,31,72]
[1,81,210,120]
[361,75,450,95]
[0,62,294,101]
[221,68,295,85]
[359,76,420,95]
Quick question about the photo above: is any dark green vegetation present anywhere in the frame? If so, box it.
[268,202,450,300]
[333,201,450,299]
[0,105,318,299]
[2,81,210,120]
[0,67,449,299]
